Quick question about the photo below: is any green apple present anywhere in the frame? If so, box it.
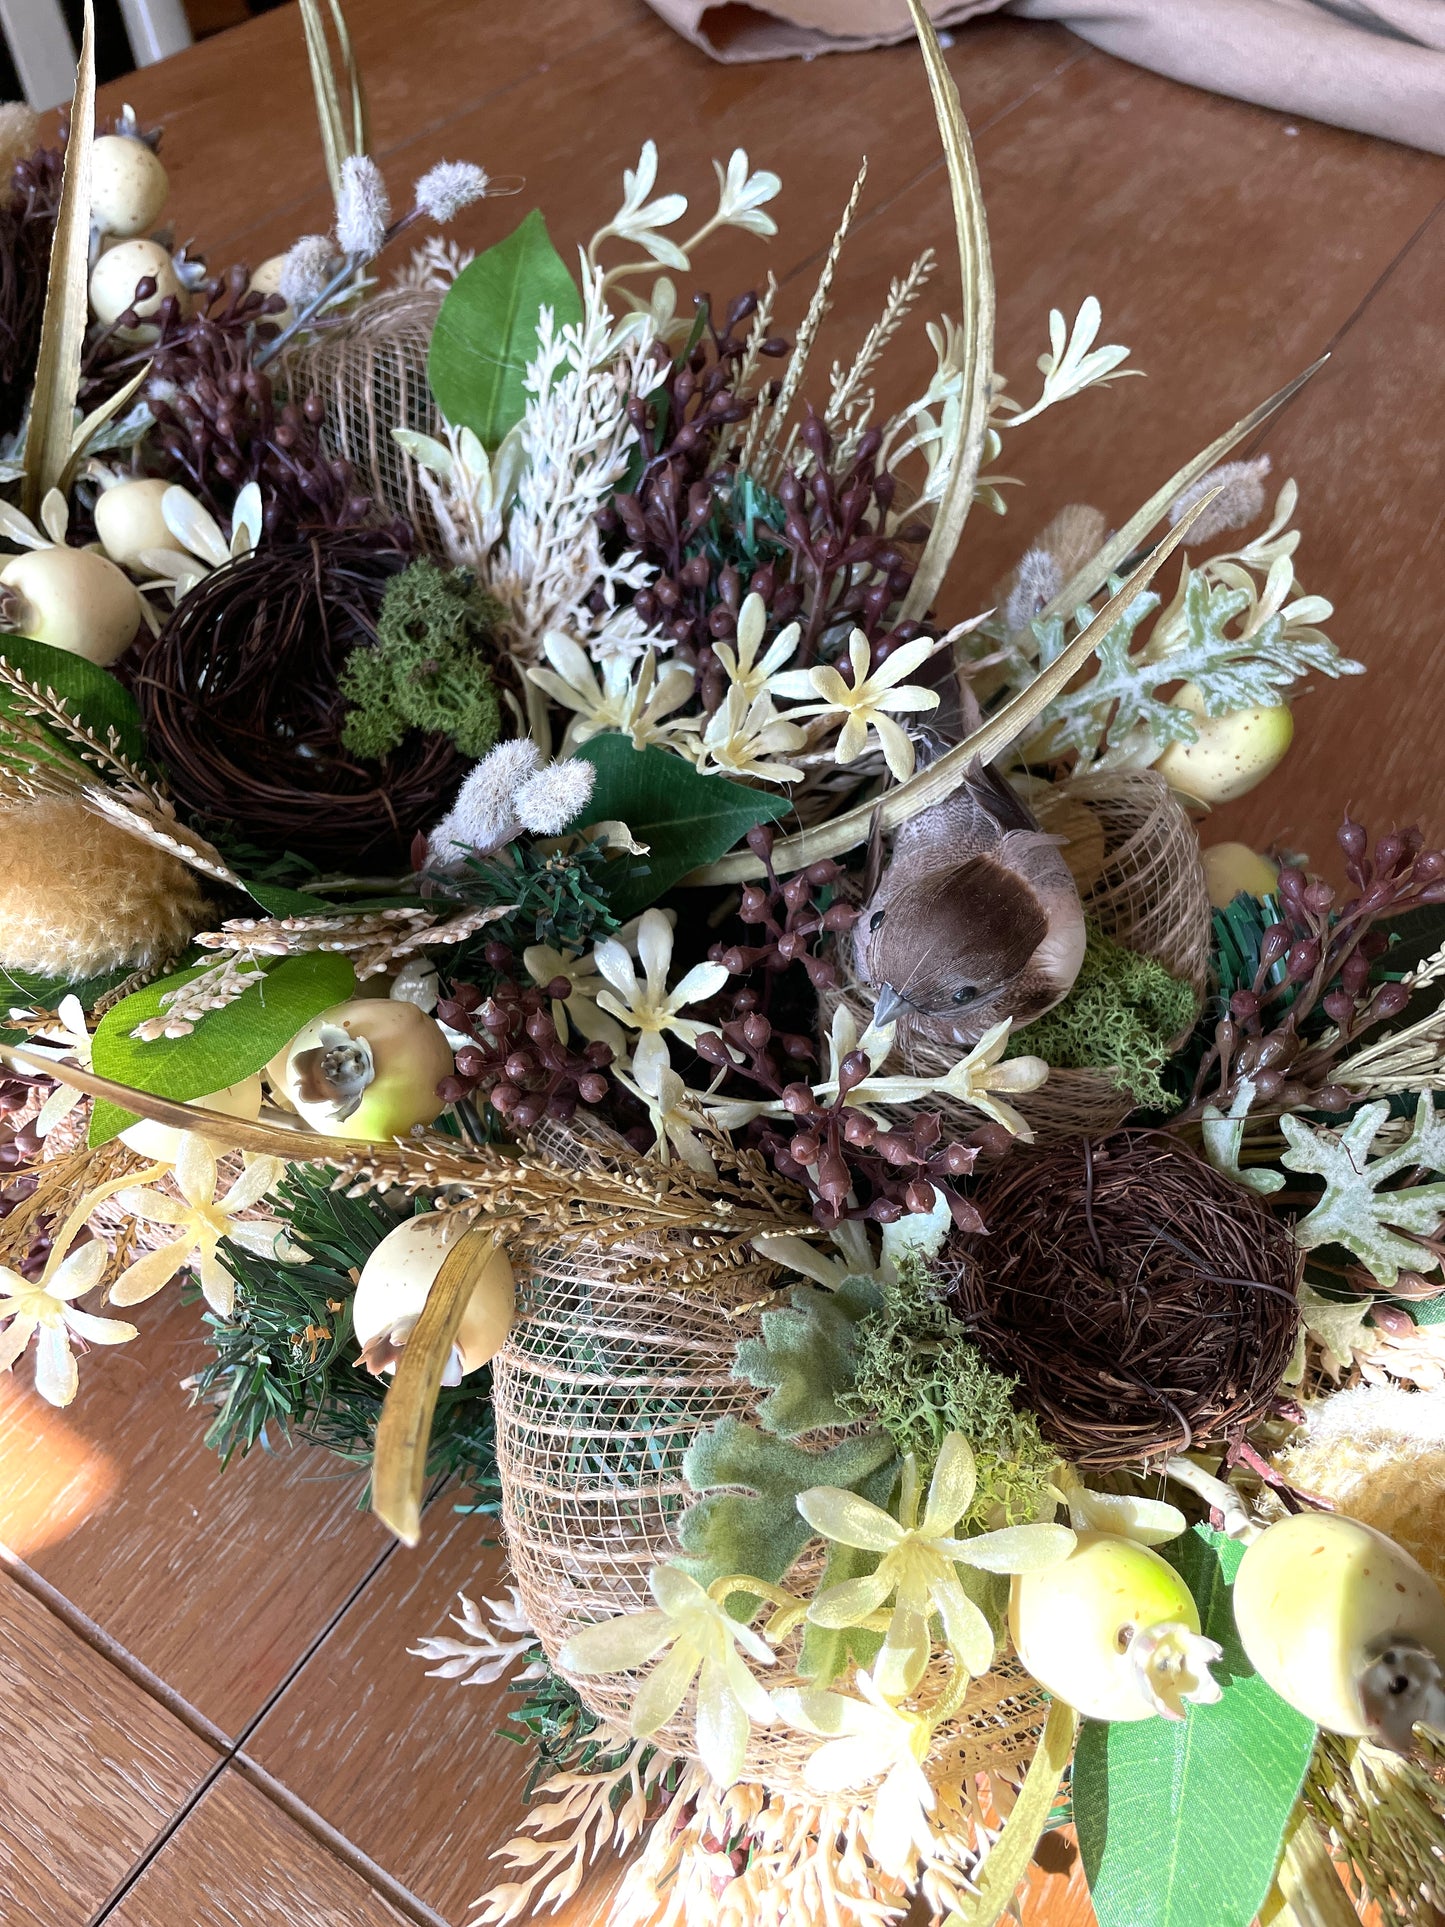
[281,998,454,1142]
[1233,1512,1445,1751]
[1010,1530,1222,1721]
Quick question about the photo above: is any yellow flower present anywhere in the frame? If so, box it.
[558,1562,776,1788]
[774,1670,936,1878]
[799,1433,1074,1696]
[592,907,728,1086]
[110,1132,290,1318]
[0,1240,137,1408]
[618,1055,718,1177]
[833,1011,1049,1139]
[770,630,940,781]
[712,592,801,701]
[695,687,807,786]
[527,634,695,751]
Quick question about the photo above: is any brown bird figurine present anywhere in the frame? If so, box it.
[855,759,1087,1047]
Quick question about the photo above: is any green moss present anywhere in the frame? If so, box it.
[340,558,502,761]
[1008,917,1196,1111]
[837,1257,1056,1528]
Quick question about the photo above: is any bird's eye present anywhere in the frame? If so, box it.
[952,985,976,1006]
[870,910,887,932]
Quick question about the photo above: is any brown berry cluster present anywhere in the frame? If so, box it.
[84,267,379,540]
[773,410,929,668]
[751,1053,995,1233]
[436,949,613,1132]
[600,291,791,667]
[707,824,858,994]
[1187,815,1445,1119]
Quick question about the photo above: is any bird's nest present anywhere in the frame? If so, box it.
[134,529,466,867]
[940,1130,1302,1468]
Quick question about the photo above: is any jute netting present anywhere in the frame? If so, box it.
[281,289,445,545]
[821,768,1211,1143]
[494,1225,1050,1792]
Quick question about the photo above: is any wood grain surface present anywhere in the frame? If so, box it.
[6,0,1442,1920]
[0,1573,216,1922]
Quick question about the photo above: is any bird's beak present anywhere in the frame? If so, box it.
[872,983,907,1028]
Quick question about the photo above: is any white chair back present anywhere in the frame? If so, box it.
[2,0,193,110]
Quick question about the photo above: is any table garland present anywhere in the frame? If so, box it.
[1,6,1443,1925]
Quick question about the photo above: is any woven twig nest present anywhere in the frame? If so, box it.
[494,1222,1050,1792]
[821,767,1211,1143]
[135,529,468,867]
[940,1130,1302,1469]
[280,289,445,547]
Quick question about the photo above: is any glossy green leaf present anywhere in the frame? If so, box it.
[0,632,148,767]
[427,209,580,447]
[88,952,356,1143]
[1075,1526,1316,1927]
[573,734,788,922]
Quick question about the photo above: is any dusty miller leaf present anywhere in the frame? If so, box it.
[732,1277,882,1439]
[1201,1092,1285,1197]
[1280,1095,1445,1288]
[677,1419,896,1594]
[1035,570,1360,769]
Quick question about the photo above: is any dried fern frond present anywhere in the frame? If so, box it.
[1305,1731,1445,1925]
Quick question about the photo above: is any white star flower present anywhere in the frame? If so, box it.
[527,635,695,752]
[713,593,801,701]
[109,1133,291,1318]
[591,908,728,1086]
[695,688,807,786]
[22,995,93,1137]
[0,1240,137,1408]
[770,630,940,781]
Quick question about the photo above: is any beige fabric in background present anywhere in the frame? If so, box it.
[645,0,1445,155]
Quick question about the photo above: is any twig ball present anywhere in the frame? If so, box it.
[135,530,467,866]
[941,1130,1301,1468]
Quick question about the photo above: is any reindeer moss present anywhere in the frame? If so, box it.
[1008,918,1196,1111]
[838,1257,1056,1528]
[340,558,502,760]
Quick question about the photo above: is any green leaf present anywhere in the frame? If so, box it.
[0,961,135,1045]
[427,209,581,447]
[88,952,356,1143]
[0,632,148,767]
[573,735,787,923]
[677,1417,896,1595]
[733,1277,881,1439]
[243,880,341,916]
[1075,1525,1316,1927]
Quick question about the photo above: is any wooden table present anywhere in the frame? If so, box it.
[5,2,1443,1920]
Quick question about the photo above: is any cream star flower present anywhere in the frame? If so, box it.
[0,1240,137,1408]
[712,593,801,701]
[799,1433,1074,1696]
[773,1670,937,1878]
[109,1133,290,1318]
[770,630,940,781]
[838,1014,1049,1139]
[695,688,807,786]
[23,994,93,1137]
[527,633,695,751]
[591,908,728,1085]
[618,1055,718,1177]
[558,1563,776,1788]
[521,942,627,1053]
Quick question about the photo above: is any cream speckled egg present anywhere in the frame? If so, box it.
[89,237,182,326]
[94,479,189,574]
[352,1213,515,1379]
[90,134,168,237]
